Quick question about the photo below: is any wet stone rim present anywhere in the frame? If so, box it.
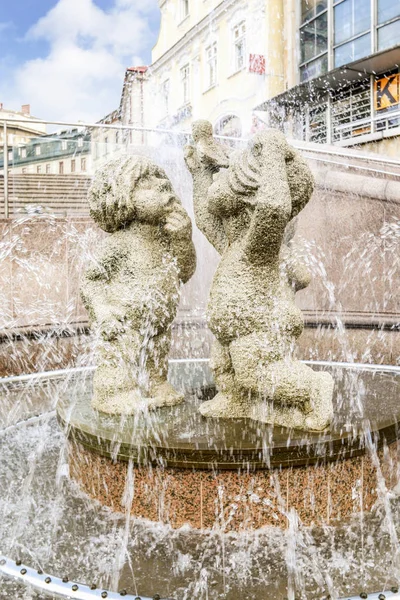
[1,556,400,600]
[58,415,400,470]
[56,361,400,470]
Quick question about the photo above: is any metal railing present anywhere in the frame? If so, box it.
[1,116,400,220]
[1,555,400,600]
[0,556,158,600]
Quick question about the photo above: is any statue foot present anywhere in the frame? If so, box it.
[91,389,143,415]
[91,381,184,414]
[199,391,249,418]
[251,371,334,431]
[147,381,184,409]
[304,371,334,431]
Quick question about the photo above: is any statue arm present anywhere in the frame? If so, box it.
[281,245,311,292]
[244,161,291,264]
[164,205,197,284]
[243,131,297,264]
[184,145,227,255]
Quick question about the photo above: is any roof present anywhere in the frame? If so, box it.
[127,66,148,74]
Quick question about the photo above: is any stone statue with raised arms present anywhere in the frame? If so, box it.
[185,120,333,431]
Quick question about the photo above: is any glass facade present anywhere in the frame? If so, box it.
[300,54,328,82]
[300,12,328,63]
[300,0,400,82]
[334,33,371,67]
[301,0,327,23]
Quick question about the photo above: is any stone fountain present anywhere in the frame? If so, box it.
[57,123,400,537]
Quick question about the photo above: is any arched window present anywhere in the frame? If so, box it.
[214,115,242,138]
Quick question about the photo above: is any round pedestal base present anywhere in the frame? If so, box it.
[58,361,400,531]
[68,439,398,531]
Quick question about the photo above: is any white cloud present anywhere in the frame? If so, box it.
[0,0,159,123]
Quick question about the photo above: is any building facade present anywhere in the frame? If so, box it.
[259,0,400,154]
[0,104,46,155]
[116,0,399,153]
[0,129,91,175]
[123,0,285,140]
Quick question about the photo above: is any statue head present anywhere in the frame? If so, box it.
[221,129,314,220]
[88,155,176,233]
[192,119,213,143]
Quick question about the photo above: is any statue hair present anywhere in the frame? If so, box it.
[88,155,169,232]
[226,130,314,219]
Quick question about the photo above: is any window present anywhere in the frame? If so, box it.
[300,54,328,82]
[334,33,371,67]
[301,0,327,24]
[206,43,217,89]
[61,140,67,151]
[35,145,41,156]
[181,64,190,104]
[214,115,242,138]
[300,11,328,63]
[104,136,108,155]
[46,164,51,174]
[71,159,76,173]
[378,19,400,51]
[77,137,83,147]
[37,165,42,174]
[115,130,119,145]
[299,0,328,83]
[161,79,170,114]
[233,21,246,72]
[334,0,371,45]
[81,157,87,172]
[333,0,371,67]
[378,0,400,24]
[181,0,189,20]
[59,161,64,174]
[21,148,26,158]
[8,151,12,161]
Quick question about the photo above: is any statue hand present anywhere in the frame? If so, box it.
[183,144,202,174]
[164,205,192,239]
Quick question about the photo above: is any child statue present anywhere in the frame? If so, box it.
[81,155,196,415]
[184,121,333,431]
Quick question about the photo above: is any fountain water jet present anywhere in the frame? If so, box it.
[0,123,399,600]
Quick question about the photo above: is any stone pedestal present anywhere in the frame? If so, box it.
[57,361,400,531]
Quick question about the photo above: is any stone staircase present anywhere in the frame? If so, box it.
[0,174,92,218]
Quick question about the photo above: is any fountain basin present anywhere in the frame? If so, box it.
[58,360,400,530]
[2,361,400,599]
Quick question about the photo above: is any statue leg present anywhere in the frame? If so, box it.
[229,333,334,431]
[198,339,250,418]
[92,331,142,414]
[145,330,184,408]
[92,325,184,413]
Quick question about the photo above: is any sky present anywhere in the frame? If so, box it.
[0,0,160,123]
